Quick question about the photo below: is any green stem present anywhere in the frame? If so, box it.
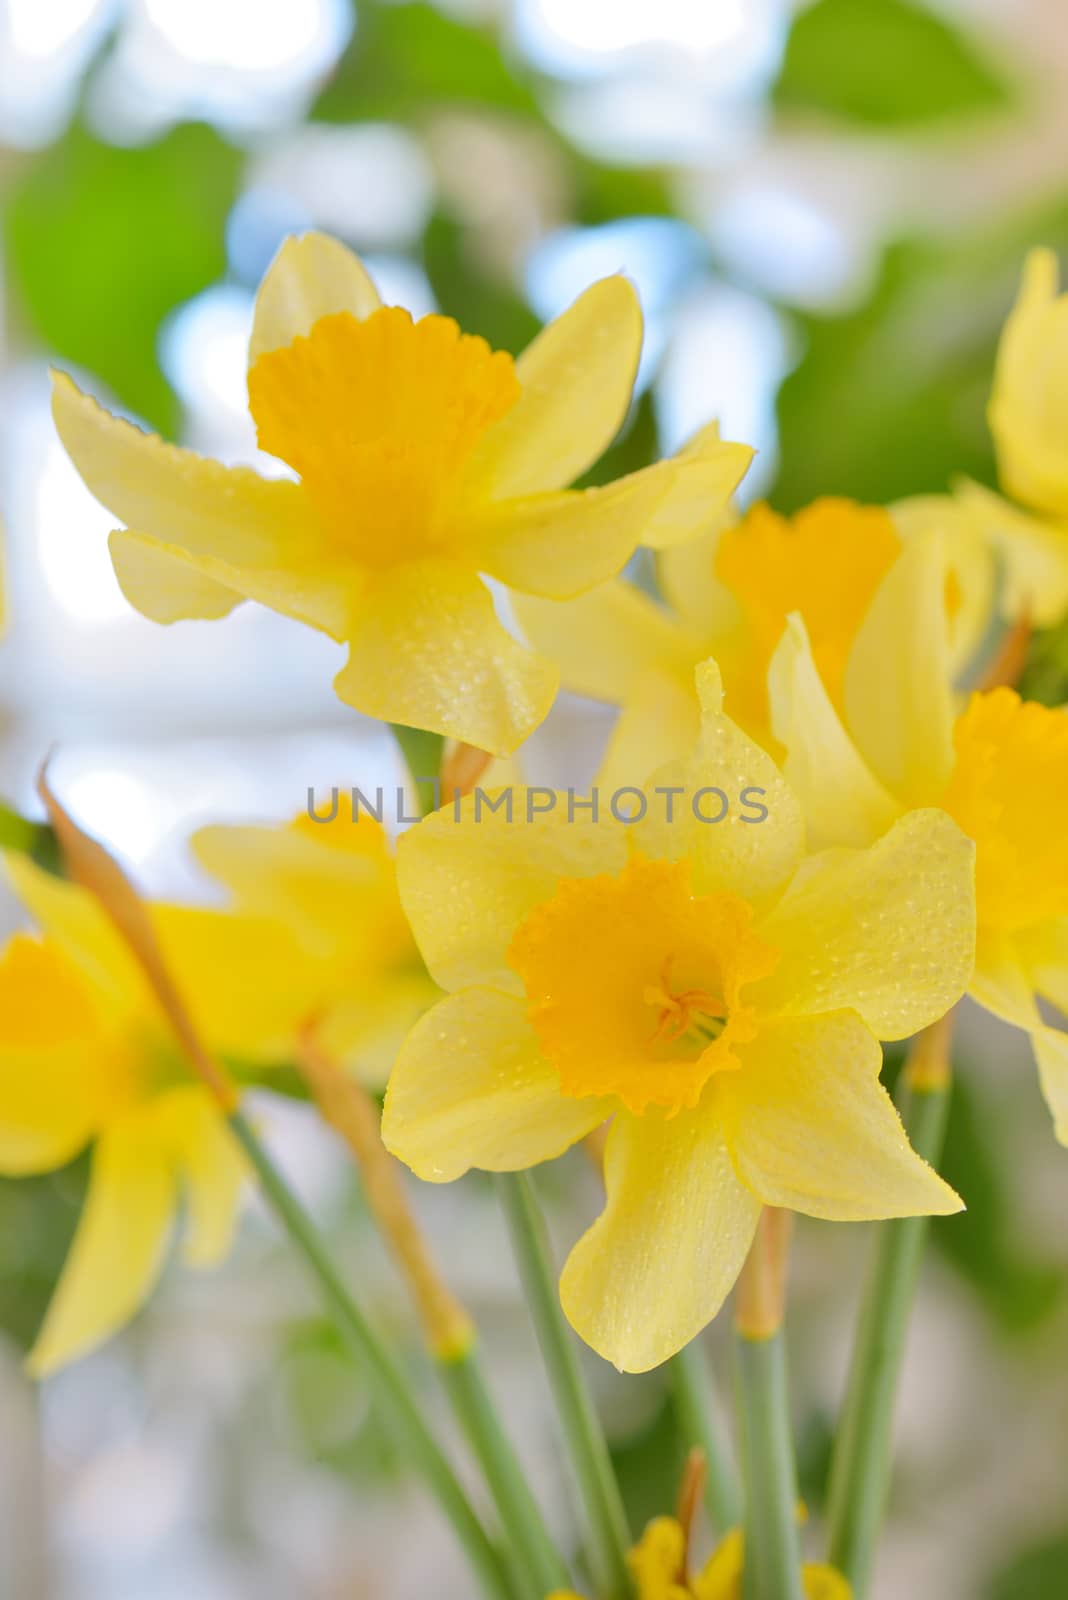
[441,1341,572,1600]
[497,1173,634,1600]
[390,723,445,816]
[228,1110,515,1600]
[824,1072,952,1598]
[669,1340,740,1534]
[735,1329,804,1600]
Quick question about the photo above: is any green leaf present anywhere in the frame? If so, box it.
[313,0,540,124]
[423,212,541,355]
[772,195,1068,512]
[5,122,243,435]
[988,1532,1068,1600]
[774,0,1011,128]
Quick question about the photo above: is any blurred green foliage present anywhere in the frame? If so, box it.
[0,1158,87,1351]
[988,1531,1068,1599]
[774,0,1011,127]
[5,122,242,435]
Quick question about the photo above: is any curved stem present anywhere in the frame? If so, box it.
[497,1172,634,1600]
[825,1022,954,1598]
[668,1341,740,1535]
[228,1111,516,1600]
[735,1210,803,1600]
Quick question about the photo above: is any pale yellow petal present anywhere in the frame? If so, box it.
[955,479,1068,628]
[723,1012,961,1220]
[1031,1028,1068,1147]
[249,231,381,364]
[559,1099,760,1372]
[891,492,997,670]
[109,529,355,641]
[317,973,440,1089]
[157,1087,246,1267]
[633,658,805,908]
[109,530,243,622]
[512,580,700,705]
[466,276,642,500]
[381,987,608,1181]
[1016,915,1068,1017]
[397,791,626,992]
[596,672,700,791]
[768,613,903,851]
[752,809,975,1039]
[27,1109,176,1375]
[639,424,754,551]
[335,559,558,755]
[474,463,681,601]
[842,532,956,807]
[656,513,741,639]
[989,247,1068,517]
[52,372,320,567]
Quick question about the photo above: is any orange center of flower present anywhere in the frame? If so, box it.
[940,687,1068,934]
[715,497,902,729]
[248,307,520,566]
[507,856,779,1116]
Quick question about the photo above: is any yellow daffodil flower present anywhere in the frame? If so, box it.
[382,658,972,1372]
[51,232,752,756]
[550,1516,850,1599]
[771,529,1068,1141]
[931,249,1068,628]
[192,795,439,1085]
[514,496,982,788]
[0,854,316,1375]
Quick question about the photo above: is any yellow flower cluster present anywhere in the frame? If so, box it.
[2,230,1067,1392]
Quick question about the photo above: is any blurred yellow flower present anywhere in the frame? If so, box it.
[550,1516,850,1599]
[0,854,313,1374]
[936,249,1068,628]
[382,659,972,1371]
[771,530,1068,1141]
[193,796,439,1086]
[52,232,752,755]
[514,496,978,787]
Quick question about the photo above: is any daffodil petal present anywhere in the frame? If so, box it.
[971,930,1068,1142]
[109,529,355,640]
[656,513,741,638]
[597,672,701,791]
[52,372,319,567]
[1031,1028,1068,1147]
[5,854,140,1016]
[467,275,642,500]
[1016,915,1068,1017]
[157,1087,245,1268]
[559,1100,760,1372]
[633,659,805,908]
[109,530,244,622]
[639,425,754,551]
[474,469,671,601]
[27,1109,176,1375]
[335,560,558,755]
[513,580,700,704]
[318,977,440,1089]
[723,1012,961,1220]
[154,906,319,1061]
[768,613,903,851]
[397,792,626,991]
[478,430,750,596]
[249,231,381,364]
[955,479,1068,628]
[753,809,974,1038]
[0,934,104,1173]
[381,986,608,1181]
[892,492,997,669]
[842,532,956,807]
